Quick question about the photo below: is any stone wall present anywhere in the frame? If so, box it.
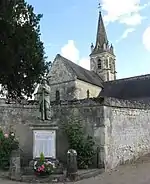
[75,79,102,99]
[0,99,39,165]
[2,96,150,171]
[0,98,105,167]
[48,55,76,85]
[104,97,150,170]
[49,79,101,102]
[90,53,116,81]
[48,54,77,101]
[52,99,105,165]
[50,80,76,101]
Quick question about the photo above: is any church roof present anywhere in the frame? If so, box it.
[99,74,150,100]
[56,54,103,87]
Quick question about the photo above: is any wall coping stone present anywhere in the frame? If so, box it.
[103,97,150,109]
[1,97,149,110]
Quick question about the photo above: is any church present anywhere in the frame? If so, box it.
[46,10,150,170]
[0,9,150,172]
[48,10,150,103]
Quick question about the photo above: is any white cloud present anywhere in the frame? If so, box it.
[122,28,135,38]
[61,40,79,62]
[116,28,135,42]
[61,40,90,70]
[79,58,90,70]
[120,13,146,26]
[102,0,149,26]
[143,26,150,51]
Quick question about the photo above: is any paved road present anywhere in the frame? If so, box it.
[1,155,150,184]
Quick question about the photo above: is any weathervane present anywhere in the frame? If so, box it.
[98,2,102,12]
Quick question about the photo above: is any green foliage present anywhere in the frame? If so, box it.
[39,152,45,163]
[0,129,19,169]
[64,118,95,169]
[0,0,49,100]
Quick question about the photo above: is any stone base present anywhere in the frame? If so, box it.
[0,168,104,182]
[29,123,58,130]
[21,174,66,183]
[67,172,79,181]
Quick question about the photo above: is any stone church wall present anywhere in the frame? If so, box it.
[104,98,150,170]
[50,80,76,101]
[49,79,101,102]
[75,79,102,99]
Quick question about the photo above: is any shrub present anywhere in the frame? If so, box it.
[63,118,95,169]
[0,128,19,169]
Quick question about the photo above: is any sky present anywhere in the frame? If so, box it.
[26,0,150,79]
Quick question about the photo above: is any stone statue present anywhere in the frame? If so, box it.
[37,77,51,121]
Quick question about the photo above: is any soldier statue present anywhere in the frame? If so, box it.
[37,77,51,121]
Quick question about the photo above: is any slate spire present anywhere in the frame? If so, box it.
[95,10,108,49]
[91,6,110,55]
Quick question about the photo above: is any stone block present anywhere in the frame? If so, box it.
[66,149,78,181]
[9,149,21,181]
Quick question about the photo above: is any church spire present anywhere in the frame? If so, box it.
[90,3,116,82]
[96,9,108,48]
[91,4,109,55]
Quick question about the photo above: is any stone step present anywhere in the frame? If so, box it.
[21,174,66,183]
[78,169,104,180]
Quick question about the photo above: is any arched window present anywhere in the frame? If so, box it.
[106,59,109,68]
[109,61,111,69]
[97,59,102,69]
[56,90,60,102]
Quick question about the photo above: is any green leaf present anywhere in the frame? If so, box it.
[0,0,48,100]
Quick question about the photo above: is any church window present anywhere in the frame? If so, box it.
[104,59,108,68]
[109,63,111,69]
[97,59,102,69]
[107,72,109,81]
[56,90,60,102]
[109,60,111,69]
[106,59,109,68]
[87,90,90,98]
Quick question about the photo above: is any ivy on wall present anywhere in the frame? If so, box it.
[63,118,95,169]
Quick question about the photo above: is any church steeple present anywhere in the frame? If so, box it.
[90,5,116,82]
[94,11,108,53]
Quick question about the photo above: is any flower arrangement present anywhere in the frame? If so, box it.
[34,153,56,176]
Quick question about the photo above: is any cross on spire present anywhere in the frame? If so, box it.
[98,2,102,12]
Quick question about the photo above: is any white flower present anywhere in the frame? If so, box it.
[34,161,37,170]
[11,133,15,137]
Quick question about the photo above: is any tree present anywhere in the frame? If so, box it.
[0,0,48,100]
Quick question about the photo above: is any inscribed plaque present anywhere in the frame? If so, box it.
[33,130,56,158]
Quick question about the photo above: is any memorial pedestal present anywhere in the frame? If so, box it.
[29,121,58,159]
